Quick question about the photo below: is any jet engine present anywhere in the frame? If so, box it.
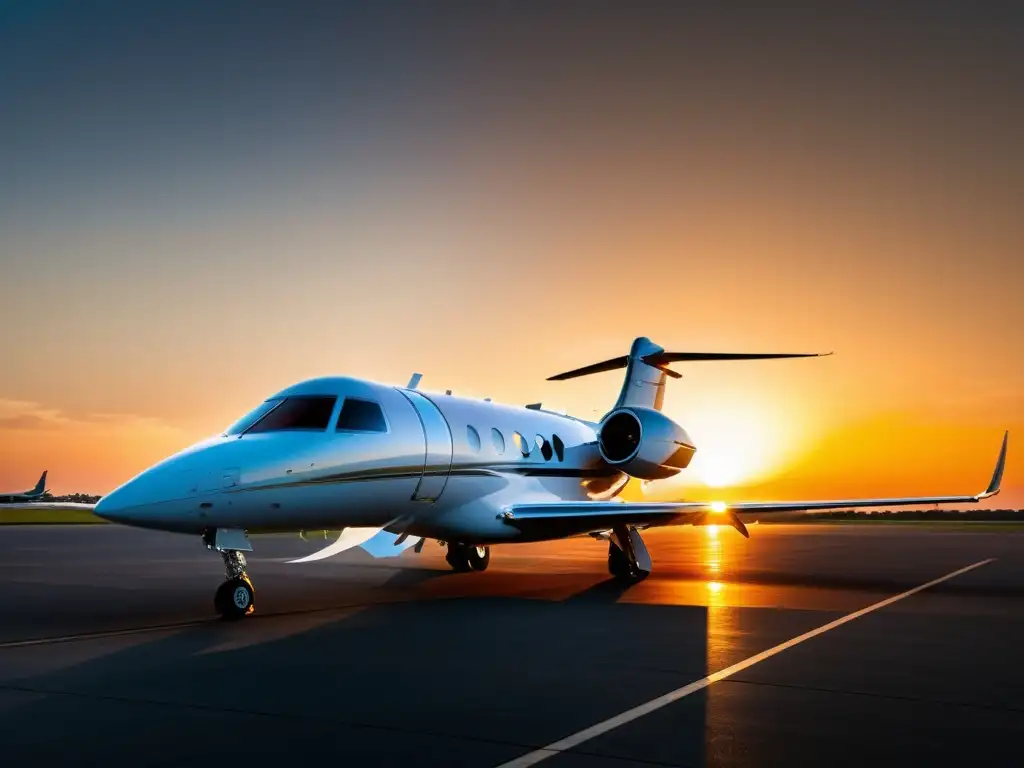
[597,407,696,480]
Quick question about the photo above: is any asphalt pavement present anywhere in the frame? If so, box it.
[0,523,1021,766]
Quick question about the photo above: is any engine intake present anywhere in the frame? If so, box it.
[597,407,696,480]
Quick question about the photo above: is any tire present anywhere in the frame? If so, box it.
[214,580,232,614]
[608,543,636,581]
[466,545,490,572]
[445,544,472,572]
[216,577,255,620]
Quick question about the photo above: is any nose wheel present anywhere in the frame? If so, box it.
[445,543,490,572]
[215,575,255,619]
[204,530,257,620]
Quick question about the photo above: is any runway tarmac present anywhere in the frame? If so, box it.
[0,523,1022,766]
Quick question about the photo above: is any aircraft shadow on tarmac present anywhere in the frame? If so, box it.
[0,594,717,767]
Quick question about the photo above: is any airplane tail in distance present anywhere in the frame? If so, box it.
[32,471,48,495]
[547,337,831,412]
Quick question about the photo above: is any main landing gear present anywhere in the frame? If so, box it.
[445,542,490,572]
[607,526,652,583]
[204,528,256,620]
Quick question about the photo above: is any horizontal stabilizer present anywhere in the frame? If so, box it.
[548,350,830,381]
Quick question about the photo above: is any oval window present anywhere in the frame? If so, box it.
[536,435,553,461]
[491,428,506,455]
[467,425,481,453]
[552,434,565,461]
[512,431,531,457]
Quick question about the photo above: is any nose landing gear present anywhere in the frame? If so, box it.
[214,550,255,619]
[204,529,256,620]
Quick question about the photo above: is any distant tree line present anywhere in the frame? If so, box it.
[48,493,103,503]
[802,508,1024,521]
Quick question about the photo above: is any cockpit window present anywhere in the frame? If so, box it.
[244,395,338,433]
[224,399,283,435]
[336,398,387,433]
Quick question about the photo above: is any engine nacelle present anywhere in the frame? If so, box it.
[597,407,696,480]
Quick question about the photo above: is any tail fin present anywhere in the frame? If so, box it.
[31,471,47,495]
[548,337,830,412]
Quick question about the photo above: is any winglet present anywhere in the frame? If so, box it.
[724,509,750,538]
[979,431,1008,499]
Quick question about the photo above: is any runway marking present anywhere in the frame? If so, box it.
[495,558,996,768]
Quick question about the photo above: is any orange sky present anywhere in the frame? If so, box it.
[0,4,1021,506]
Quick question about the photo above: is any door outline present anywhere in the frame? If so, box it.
[399,390,453,502]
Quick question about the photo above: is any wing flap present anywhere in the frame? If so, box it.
[501,502,695,538]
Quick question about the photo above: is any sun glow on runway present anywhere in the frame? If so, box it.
[704,525,723,577]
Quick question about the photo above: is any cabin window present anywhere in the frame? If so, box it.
[224,398,283,435]
[245,396,337,433]
[336,398,388,433]
[512,431,531,457]
[467,425,482,453]
[491,428,506,455]
[552,434,565,462]
[536,435,553,461]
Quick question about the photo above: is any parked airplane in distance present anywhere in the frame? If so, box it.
[17,337,1008,620]
[0,471,50,503]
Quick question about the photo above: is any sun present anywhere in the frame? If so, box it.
[666,397,798,490]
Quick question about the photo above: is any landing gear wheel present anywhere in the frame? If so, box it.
[445,544,471,572]
[215,577,255,620]
[608,542,632,579]
[467,545,490,572]
[608,542,646,583]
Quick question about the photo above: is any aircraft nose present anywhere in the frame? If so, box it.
[93,469,188,527]
[93,483,143,524]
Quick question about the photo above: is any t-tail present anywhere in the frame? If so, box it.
[548,336,831,412]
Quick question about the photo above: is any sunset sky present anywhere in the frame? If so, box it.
[0,2,1021,506]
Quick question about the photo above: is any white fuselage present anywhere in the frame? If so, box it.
[94,376,628,543]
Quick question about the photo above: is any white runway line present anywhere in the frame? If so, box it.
[495,558,996,768]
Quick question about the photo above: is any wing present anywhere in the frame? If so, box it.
[287,526,384,563]
[287,525,425,563]
[501,431,1008,539]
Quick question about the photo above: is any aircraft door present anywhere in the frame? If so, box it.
[399,390,453,502]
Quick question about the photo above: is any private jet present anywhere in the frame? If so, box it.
[0,471,49,503]
[19,338,1009,619]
